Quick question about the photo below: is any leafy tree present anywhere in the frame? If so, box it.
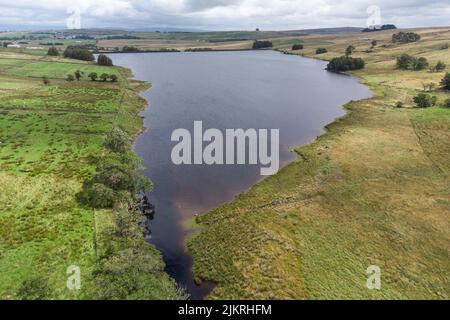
[327,56,365,72]
[252,40,273,49]
[47,46,59,56]
[17,277,51,300]
[413,93,437,108]
[392,32,421,43]
[63,46,95,61]
[292,44,304,50]
[42,76,50,86]
[371,40,377,48]
[66,74,75,82]
[441,73,450,90]
[100,73,109,82]
[74,70,82,81]
[316,48,328,54]
[396,54,414,69]
[104,127,130,153]
[88,72,98,81]
[345,45,355,56]
[77,183,116,208]
[109,74,118,82]
[97,54,113,66]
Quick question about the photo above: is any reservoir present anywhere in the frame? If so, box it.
[110,50,372,299]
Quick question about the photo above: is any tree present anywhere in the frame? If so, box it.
[47,46,59,56]
[392,32,421,43]
[413,93,437,108]
[327,56,365,72]
[345,45,355,56]
[292,44,304,50]
[63,46,95,61]
[109,74,118,82]
[66,74,75,82]
[74,70,82,81]
[371,40,377,49]
[42,76,50,86]
[316,48,327,54]
[442,73,450,90]
[97,54,113,66]
[252,40,273,49]
[100,73,109,82]
[88,72,98,81]
[104,127,130,153]
[396,54,414,69]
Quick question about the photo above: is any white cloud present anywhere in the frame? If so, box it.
[0,0,448,30]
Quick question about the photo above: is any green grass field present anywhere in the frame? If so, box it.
[0,51,181,299]
[188,27,450,299]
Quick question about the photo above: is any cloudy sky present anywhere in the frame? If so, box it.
[0,0,449,31]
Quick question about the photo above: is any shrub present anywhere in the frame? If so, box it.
[345,45,355,56]
[396,54,429,71]
[445,99,450,108]
[316,48,327,54]
[77,183,116,208]
[326,56,365,72]
[392,32,421,43]
[122,46,140,53]
[292,44,304,50]
[413,93,437,108]
[252,40,273,49]
[42,76,50,86]
[395,101,404,108]
[97,54,113,66]
[47,46,59,56]
[66,74,75,82]
[17,277,51,300]
[441,73,450,90]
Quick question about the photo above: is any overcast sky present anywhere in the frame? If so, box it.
[0,0,449,31]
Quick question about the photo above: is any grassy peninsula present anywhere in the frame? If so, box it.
[188,27,450,299]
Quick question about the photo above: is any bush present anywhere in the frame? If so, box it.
[74,70,82,81]
[316,48,328,54]
[441,73,450,90]
[392,32,421,43]
[430,61,446,72]
[413,93,437,108]
[98,54,113,66]
[17,277,51,300]
[63,46,95,61]
[396,54,429,70]
[292,44,304,50]
[327,56,365,72]
[252,40,273,49]
[445,99,450,108]
[42,76,50,86]
[66,74,75,82]
[47,46,59,56]
[122,46,140,53]
[395,101,404,108]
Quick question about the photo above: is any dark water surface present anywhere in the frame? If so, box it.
[110,51,372,299]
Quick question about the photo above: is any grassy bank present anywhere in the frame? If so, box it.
[0,50,182,299]
[188,27,450,299]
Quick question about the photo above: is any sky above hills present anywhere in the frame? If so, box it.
[0,0,449,31]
